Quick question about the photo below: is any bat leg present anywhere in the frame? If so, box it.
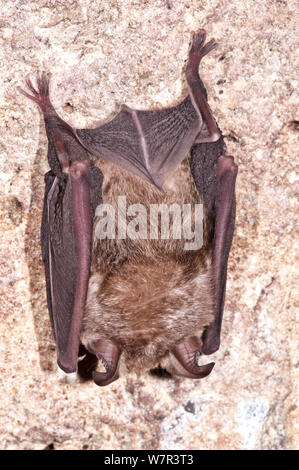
[20,72,86,171]
[202,154,238,355]
[186,29,221,144]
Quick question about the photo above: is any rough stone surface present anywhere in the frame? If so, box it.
[0,0,297,450]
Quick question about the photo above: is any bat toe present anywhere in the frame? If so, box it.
[190,29,207,51]
[20,72,54,113]
[188,30,217,70]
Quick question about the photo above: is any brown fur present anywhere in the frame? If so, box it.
[81,156,215,374]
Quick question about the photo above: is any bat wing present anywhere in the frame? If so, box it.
[41,158,102,373]
[77,96,200,189]
[190,140,238,355]
[76,31,220,190]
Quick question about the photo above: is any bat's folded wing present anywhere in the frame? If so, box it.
[77,96,200,188]
[41,164,102,373]
[41,172,78,372]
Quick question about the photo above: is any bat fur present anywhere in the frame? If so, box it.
[82,158,214,375]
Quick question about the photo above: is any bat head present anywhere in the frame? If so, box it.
[82,258,215,386]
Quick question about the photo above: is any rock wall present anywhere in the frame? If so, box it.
[0,0,297,449]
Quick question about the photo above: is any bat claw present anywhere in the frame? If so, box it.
[88,339,121,387]
[92,368,119,387]
[168,335,215,379]
[77,353,87,362]
[92,351,120,386]
[190,29,207,51]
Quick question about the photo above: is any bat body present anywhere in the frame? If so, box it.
[21,30,237,386]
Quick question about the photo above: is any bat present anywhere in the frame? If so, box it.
[20,30,237,386]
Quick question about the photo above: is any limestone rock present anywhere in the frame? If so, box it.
[0,0,297,450]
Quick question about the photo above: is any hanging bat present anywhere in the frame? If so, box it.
[20,30,237,386]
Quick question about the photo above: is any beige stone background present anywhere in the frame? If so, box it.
[0,0,298,450]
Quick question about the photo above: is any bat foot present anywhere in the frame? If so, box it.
[19,72,54,114]
[187,30,217,77]
[186,30,220,143]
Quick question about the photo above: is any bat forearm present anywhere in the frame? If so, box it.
[58,160,93,373]
[202,155,238,355]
